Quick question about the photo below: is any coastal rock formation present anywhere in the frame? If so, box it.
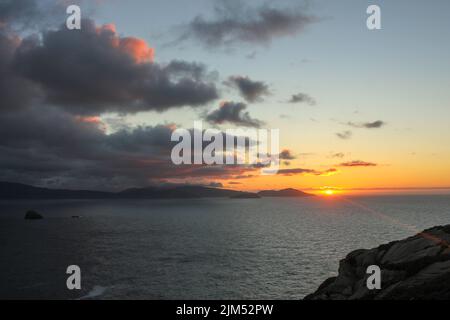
[24,210,43,220]
[305,225,450,300]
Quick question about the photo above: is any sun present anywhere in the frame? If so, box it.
[320,187,341,196]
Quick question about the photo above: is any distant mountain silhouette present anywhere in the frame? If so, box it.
[257,188,314,197]
[0,181,113,199]
[230,192,261,199]
[0,181,253,199]
[0,182,313,200]
[118,185,253,199]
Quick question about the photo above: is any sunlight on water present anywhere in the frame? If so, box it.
[1,195,450,299]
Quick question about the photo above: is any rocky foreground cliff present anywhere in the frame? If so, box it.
[305,225,450,300]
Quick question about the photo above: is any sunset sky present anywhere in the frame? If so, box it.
[1,0,450,194]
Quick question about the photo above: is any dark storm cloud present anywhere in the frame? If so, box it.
[0,0,39,26]
[0,107,103,154]
[225,76,270,102]
[347,120,386,129]
[205,101,264,128]
[336,131,353,140]
[13,19,219,115]
[0,106,258,190]
[0,30,38,113]
[338,161,377,167]
[0,3,267,189]
[0,0,80,31]
[179,0,317,48]
[288,92,316,105]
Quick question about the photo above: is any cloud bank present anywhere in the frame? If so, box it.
[13,19,218,115]
[0,3,261,189]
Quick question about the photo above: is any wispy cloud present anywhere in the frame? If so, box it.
[330,152,345,158]
[204,101,264,127]
[288,92,316,105]
[346,120,386,129]
[336,131,353,140]
[276,168,337,176]
[279,149,296,160]
[177,0,318,49]
[338,161,377,167]
[225,75,270,103]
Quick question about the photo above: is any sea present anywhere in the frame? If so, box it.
[1,195,450,299]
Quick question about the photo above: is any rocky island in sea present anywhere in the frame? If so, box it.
[305,225,450,300]
[257,188,314,197]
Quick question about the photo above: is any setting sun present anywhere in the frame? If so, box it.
[324,190,335,196]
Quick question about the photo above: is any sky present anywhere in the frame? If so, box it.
[1,0,450,194]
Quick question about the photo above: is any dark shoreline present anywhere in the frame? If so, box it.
[305,224,450,300]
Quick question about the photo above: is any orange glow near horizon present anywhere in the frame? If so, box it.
[212,158,450,196]
[218,172,450,196]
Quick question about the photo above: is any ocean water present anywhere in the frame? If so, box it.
[1,195,450,299]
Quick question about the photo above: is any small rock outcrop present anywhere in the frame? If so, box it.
[24,210,43,220]
[305,225,450,300]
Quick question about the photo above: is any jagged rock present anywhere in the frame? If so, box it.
[305,225,450,300]
[24,210,43,220]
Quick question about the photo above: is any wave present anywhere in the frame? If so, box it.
[77,286,108,300]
